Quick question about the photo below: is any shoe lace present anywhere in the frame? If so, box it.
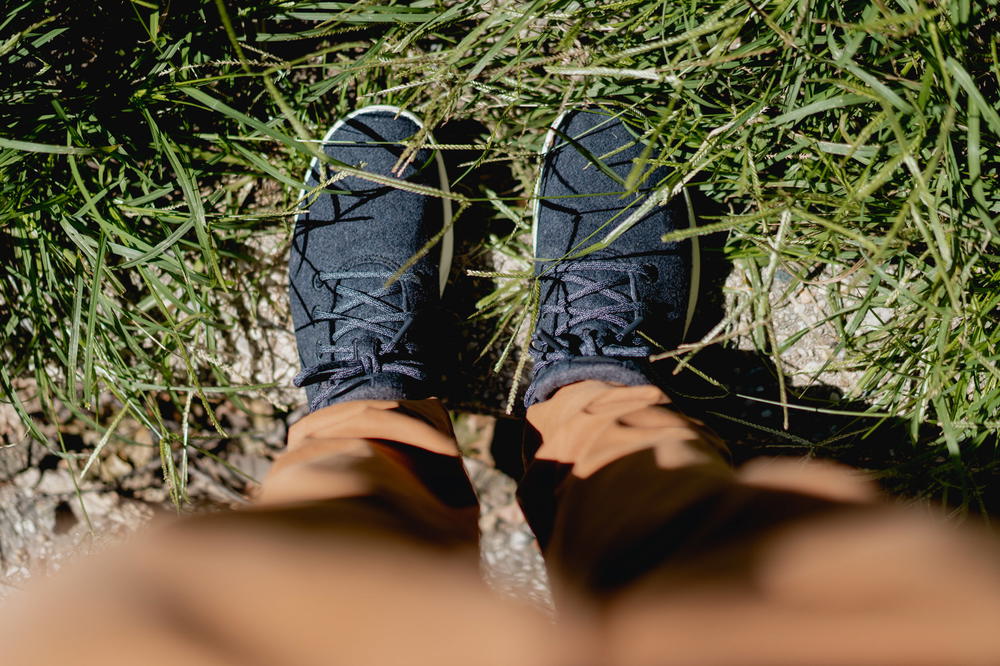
[531,260,653,374]
[294,270,425,409]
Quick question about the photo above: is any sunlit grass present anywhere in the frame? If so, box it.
[1,0,998,507]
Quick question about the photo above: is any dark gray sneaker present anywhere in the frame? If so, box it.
[289,106,452,411]
[524,109,692,406]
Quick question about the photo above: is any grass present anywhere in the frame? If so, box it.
[1,0,999,510]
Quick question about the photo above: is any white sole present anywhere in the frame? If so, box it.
[299,104,454,296]
[531,109,699,340]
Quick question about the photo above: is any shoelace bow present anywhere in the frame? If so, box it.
[531,260,653,375]
[294,270,425,409]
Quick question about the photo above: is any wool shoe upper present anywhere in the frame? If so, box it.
[526,109,690,405]
[288,107,451,410]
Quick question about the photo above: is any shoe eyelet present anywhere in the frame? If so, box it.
[311,272,324,290]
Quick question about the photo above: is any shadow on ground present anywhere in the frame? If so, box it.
[433,118,529,415]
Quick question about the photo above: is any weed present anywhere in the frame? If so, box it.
[1,0,998,509]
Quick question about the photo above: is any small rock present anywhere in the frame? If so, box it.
[13,468,41,490]
[36,469,76,495]
[124,442,156,468]
[98,454,133,483]
[76,492,119,519]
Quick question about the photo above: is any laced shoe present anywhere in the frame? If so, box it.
[288,106,452,411]
[524,109,692,405]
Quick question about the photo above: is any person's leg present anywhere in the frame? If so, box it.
[0,395,572,666]
[520,377,879,599]
[518,109,1000,664]
[256,396,478,544]
[521,380,1000,665]
[0,107,580,666]
[519,107,743,598]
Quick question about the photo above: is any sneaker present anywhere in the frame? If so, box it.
[288,106,452,411]
[524,108,692,406]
